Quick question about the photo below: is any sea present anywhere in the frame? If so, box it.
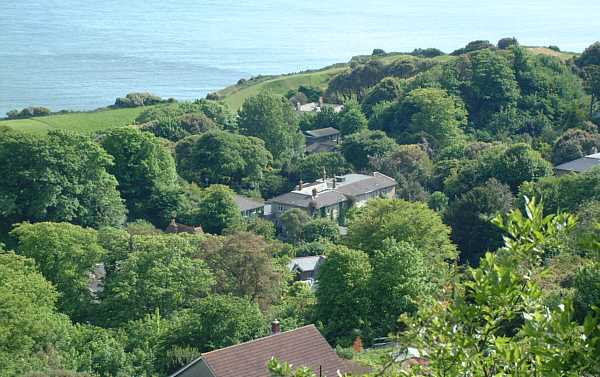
[1,0,599,115]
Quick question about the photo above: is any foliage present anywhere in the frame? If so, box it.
[360,77,404,117]
[0,129,126,233]
[187,184,243,235]
[552,128,600,164]
[175,131,272,190]
[101,128,182,228]
[270,282,316,331]
[575,41,600,68]
[0,252,71,376]
[165,295,266,354]
[200,232,284,309]
[346,198,457,273]
[99,234,214,326]
[11,222,105,322]
[140,112,219,141]
[584,65,600,117]
[298,106,339,131]
[238,91,304,163]
[302,218,340,243]
[245,216,277,239]
[450,39,495,55]
[341,130,398,171]
[296,152,351,183]
[370,239,432,335]
[395,87,467,149]
[573,263,600,322]
[6,106,51,119]
[369,144,433,201]
[445,179,514,265]
[337,100,368,136]
[497,37,519,49]
[315,245,372,343]
[401,198,598,377]
[279,208,311,243]
[114,92,165,108]
[445,143,553,196]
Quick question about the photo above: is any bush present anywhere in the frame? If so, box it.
[372,48,386,56]
[411,48,445,58]
[497,37,519,49]
[114,92,164,108]
[451,40,495,55]
[6,106,51,119]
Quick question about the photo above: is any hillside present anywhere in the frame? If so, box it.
[0,46,578,134]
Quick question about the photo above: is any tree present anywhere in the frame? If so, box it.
[451,40,495,55]
[445,179,514,265]
[175,131,272,190]
[370,239,432,335]
[336,100,368,136]
[445,143,553,196]
[271,282,316,331]
[573,263,600,322]
[468,50,520,119]
[0,252,72,376]
[136,100,237,131]
[575,41,600,68]
[245,216,276,239]
[315,245,372,343]
[302,218,340,243]
[400,199,599,376]
[396,88,467,149]
[238,91,304,162]
[11,222,105,322]
[279,208,311,243]
[166,295,266,354]
[341,130,398,171]
[99,234,214,326]
[193,185,243,235]
[346,198,457,279]
[200,232,284,309]
[497,37,519,49]
[584,65,600,118]
[552,128,600,164]
[296,152,350,182]
[369,144,433,201]
[101,128,182,228]
[360,77,404,116]
[0,129,126,233]
[140,112,219,141]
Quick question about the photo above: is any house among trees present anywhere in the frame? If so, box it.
[169,323,364,377]
[268,172,397,224]
[166,219,204,234]
[234,194,265,217]
[288,255,326,286]
[295,96,344,113]
[555,152,600,174]
[304,127,341,154]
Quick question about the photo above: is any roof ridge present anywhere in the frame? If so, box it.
[201,324,318,357]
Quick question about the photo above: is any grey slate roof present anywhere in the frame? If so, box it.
[305,141,338,154]
[555,153,600,173]
[304,127,340,138]
[335,173,397,197]
[288,256,325,272]
[269,190,347,209]
[234,195,264,212]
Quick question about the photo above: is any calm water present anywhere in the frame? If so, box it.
[1,0,599,115]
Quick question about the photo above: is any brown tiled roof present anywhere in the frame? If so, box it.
[200,325,363,377]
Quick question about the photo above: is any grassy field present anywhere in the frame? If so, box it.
[217,66,347,110]
[0,106,152,134]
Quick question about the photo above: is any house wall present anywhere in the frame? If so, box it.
[353,187,395,208]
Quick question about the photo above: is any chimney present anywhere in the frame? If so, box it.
[312,188,318,199]
[299,179,304,190]
[319,96,324,107]
[271,319,281,335]
[332,178,336,189]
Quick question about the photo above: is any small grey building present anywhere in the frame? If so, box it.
[234,195,265,218]
[555,152,600,175]
[288,255,326,285]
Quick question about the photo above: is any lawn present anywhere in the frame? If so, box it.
[0,106,153,135]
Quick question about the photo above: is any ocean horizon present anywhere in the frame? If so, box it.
[1,0,599,115]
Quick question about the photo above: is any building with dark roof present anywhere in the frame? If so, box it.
[268,172,397,224]
[288,256,326,285]
[234,195,265,217]
[555,153,600,175]
[169,324,364,377]
[304,127,341,155]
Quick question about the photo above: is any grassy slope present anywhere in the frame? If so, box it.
[217,66,347,110]
[0,106,151,135]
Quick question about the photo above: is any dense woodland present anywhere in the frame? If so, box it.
[2,40,600,376]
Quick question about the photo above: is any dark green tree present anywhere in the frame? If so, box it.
[341,130,398,171]
[0,129,126,233]
[238,92,304,163]
[296,152,350,182]
[194,185,243,235]
[360,77,404,117]
[575,41,600,68]
[101,128,182,228]
[279,208,311,243]
[445,179,514,265]
[315,245,372,343]
[302,218,340,243]
[337,100,368,136]
[175,131,272,190]
[552,128,600,165]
